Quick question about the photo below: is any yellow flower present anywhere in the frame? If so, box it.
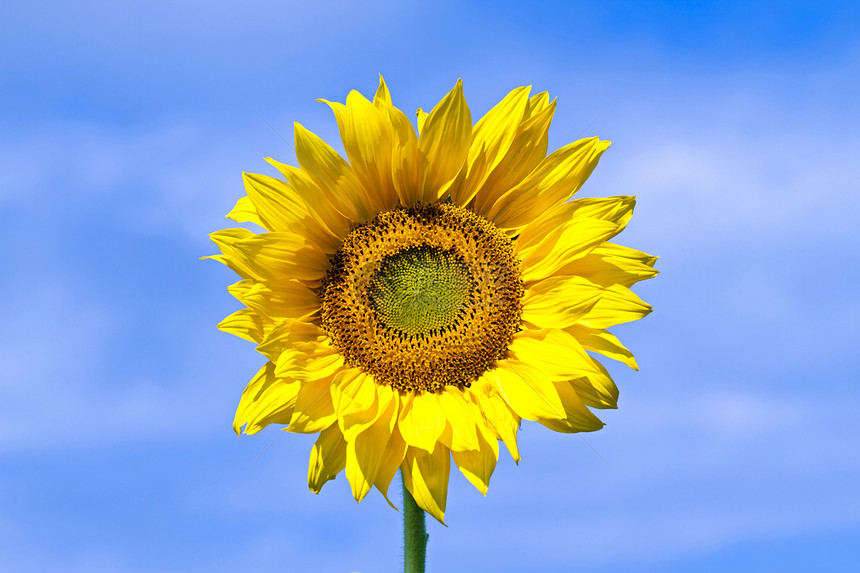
[207,77,657,523]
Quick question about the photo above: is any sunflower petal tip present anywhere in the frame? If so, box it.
[378,489,400,511]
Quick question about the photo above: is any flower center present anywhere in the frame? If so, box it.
[319,203,523,393]
[369,247,471,336]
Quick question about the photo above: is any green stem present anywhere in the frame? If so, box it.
[402,472,428,573]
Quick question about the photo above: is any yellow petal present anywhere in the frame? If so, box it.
[527,91,550,112]
[207,229,329,284]
[373,74,392,106]
[509,330,620,410]
[558,242,659,287]
[241,280,319,322]
[568,196,637,226]
[255,319,329,363]
[233,361,300,435]
[493,360,566,421]
[345,393,398,502]
[598,242,658,268]
[242,172,309,231]
[286,375,337,433]
[373,425,408,509]
[448,86,530,206]
[517,196,635,255]
[226,195,268,229]
[452,425,498,495]
[571,374,619,410]
[513,328,622,410]
[293,122,374,223]
[320,91,399,212]
[417,80,471,203]
[470,86,531,173]
[471,96,556,217]
[331,369,392,441]
[521,275,604,330]
[488,137,610,230]
[579,284,653,329]
[373,92,420,207]
[274,342,343,381]
[471,376,521,462]
[266,158,353,251]
[217,308,264,344]
[331,368,374,419]
[226,278,255,301]
[508,330,573,377]
[566,324,639,370]
[518,217,621,283]
[437,387,480,452]
[535,380,605,434]
[402,443,451,524]
[398,391,446,453]
[415,108,428,135]
[308,424,347,493]
[510,328,608,381]
[244,170,344,254]
[202,228,255,278]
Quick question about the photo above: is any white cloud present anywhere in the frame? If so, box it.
[0,276,228,452]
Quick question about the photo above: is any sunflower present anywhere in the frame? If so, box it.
[207,77,656,523]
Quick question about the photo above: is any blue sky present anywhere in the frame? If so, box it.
[2,1,859,571]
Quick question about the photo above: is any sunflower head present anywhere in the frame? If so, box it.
[207,77,657,523]
[319,201,524,394]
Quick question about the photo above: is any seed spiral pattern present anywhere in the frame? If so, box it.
[369,247,472,336]
[319,203,523,393]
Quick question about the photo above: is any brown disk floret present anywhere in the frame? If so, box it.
[319,203,523,393]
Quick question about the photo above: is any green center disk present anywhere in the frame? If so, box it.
[370,247,472,335]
